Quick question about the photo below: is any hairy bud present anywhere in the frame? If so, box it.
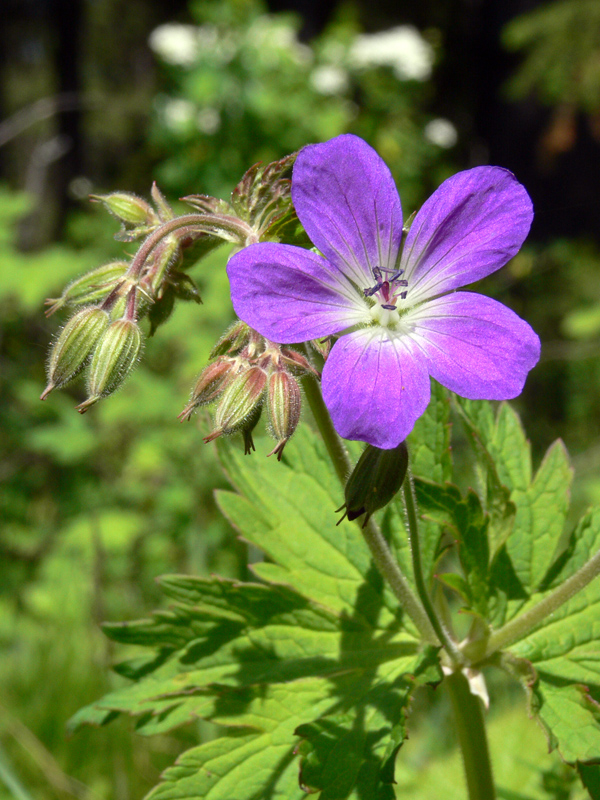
[204,365,267,443]
[90,192,158,227]
[266,370,301,460]
[41,307,110,399]
[77,319,143,412]
[45,261,129,316]
[337,441,409,527]
[209,320,251,359]
[179,357,239,421]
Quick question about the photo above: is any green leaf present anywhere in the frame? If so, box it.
[506,440,573,594]
[415,481,490,615]
[507,513,600,763]
[216,425,401,630]
[295,647,442,799]
[70,424,442,799]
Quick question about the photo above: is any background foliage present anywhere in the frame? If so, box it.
[2,0,600,798]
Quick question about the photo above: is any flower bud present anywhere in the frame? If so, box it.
[41,307,110,399]
[76,319,142,412]
[266,370,301,460]
[204,365,267,443]
[279,347,319,377]
[45,261,129,316]
[151,182,174,222]
[90,192,158,226]
[178,357,239,421]
[209,320,251,359]
[337,441,409,527]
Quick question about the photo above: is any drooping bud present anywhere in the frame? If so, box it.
[178,357,239,421]
[44,261,129,316]
[203,365,267,443]
[266,370,301,460]
[337,441,409,527]
[41,307,110,399]
[76,319,143,412]
[90,192,158,227]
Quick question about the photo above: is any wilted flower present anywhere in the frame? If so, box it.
[227,134,540,449]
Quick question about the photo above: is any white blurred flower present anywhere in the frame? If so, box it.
[197,107,221,135]
[310,65,349,95]
[162,98,196,130]
[348,25,434,81]
[149,24,202,67]
[424,118,458,148]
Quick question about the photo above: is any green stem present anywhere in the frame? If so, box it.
[402,476,466,665]
[482,546,600,659]
[302,375,439,645]
[446,671,496,800]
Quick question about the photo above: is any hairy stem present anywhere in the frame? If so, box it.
[128,214,255,278]
[402,475,465,665]
[302,374,439,644]
[446,671,496,800]
[482,546,600,659]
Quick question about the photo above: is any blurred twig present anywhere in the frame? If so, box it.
[0,94,88,148]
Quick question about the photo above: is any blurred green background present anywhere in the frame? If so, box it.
[2,0,600,797]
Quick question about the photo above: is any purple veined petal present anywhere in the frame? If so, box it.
[227,242,368,343]
[322,328,431,449]
[401,166,533,302]
[292,134,404,289]
[406,292,541,399]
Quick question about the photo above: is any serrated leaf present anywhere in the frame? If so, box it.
[216,426,402,630]
[415,480,490,615]
[507,440,573,593]
[408,379,452,485]
[506,513,600,764]
[453,398,518,560]
[295,647,442,799]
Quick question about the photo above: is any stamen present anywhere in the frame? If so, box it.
[363,266,408,304]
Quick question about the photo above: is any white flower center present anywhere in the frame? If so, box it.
[369,303,400,329]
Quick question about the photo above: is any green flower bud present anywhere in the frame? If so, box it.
[266,370,301,460]
[209,320,251,359]
[76,319,142,412]
[337,441,409,528]
[41,307,110,399]
[90,192,157,226]
[178,357,239,421]
[204,365,267,443]
[44,261,129,316]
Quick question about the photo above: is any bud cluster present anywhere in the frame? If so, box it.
[180,320,316,458]
[41,184,206,411]
[41,153,306,415]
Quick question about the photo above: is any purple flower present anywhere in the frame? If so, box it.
[227,134,540,449]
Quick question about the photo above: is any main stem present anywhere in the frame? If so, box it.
[446,671,496,800]
[302,375,439,645]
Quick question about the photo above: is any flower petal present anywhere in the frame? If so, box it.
[322,328,430,449]
[227,242,367,343]
[407,292,540,399]
[292,134,404,288]
[402,166,533,301]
